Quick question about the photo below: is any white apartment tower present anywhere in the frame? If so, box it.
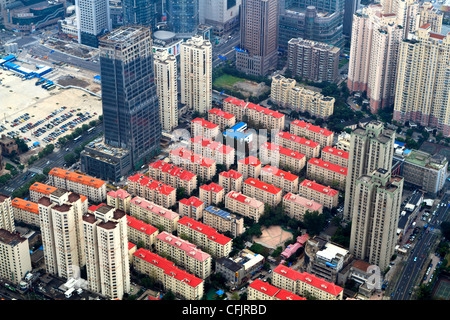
[349,169,403,270]
[343,121,395,221]
[154,50,178,132]
[0,194,15,233]
[82,204,130,300]
[38,189,86,280]
[180,36,212,114]
[0,229,32,285]
[76,0,112,46]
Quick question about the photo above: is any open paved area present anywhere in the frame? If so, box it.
[252,225,293,249]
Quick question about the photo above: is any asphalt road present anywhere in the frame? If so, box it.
[212,35,241,68]
[391,191,449,300]
[0,125,103,196]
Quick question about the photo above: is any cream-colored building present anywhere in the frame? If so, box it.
[127,174,176,209]
[132,248,204,300]
[343,121,395,221]
[0,194,15,233]
[290,119,334,147]
[156,231,212,279]
[177,216,232,258]
[126,215,159,250]
[190,136,235,169]
[243,177,283,207]
[154,50,178,131]
[107,189,132,214]
[349,169,403,271]
[218,169,243,193]
[248,279,306,300]
[203,205,244,238]
[271,75,335,119]
[179,196,206,220]
[272,264,344,300]
[222,96,285,131]
[259,142,306,173]
[191,118,220,140]
[307,158,347,191]
[260,165,300,194]
[0,229,32,285]
[170,147,217,182]
[180,36,212,114]
[276,131,320,160]
[199,182,225,206]
[149,160,198,195]
[299,179,339,209]
[393,24,450,136]
[82,205,130,300]
[283,192,323,221]
[130,196,180,233]
[238,156,262,180]
[321,146,349,168]
[225,191,265,223]
[11,198,40,228]
[208,108,236,131]
[48,167,107,202]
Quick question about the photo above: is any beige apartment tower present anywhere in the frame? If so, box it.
[0,194,15,233]
[349,169,403,271]
[154,50,178,132]
[180,36,212,114]
[343,121,395,221]
[393,24,450,136]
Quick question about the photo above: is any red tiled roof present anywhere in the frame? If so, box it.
[208,108,235,120]
[273,265,343,296]
[238,155,261,167]
[170,147,216,168]
[291,120,333,137]
[219,169,243,179]
[191,136,234,155]
[261,142,306,160]
[200,182,224,193]
[179,196,205,208]
[244,177,282,195]
[246,102,284,119]
[225,191,264,208]
[283,193,323,211]
[261,165,299,182]
[11,198,38,214]
[192,118,219,130]
[178,216,231,245]
[128,174,176,196]
[29,182,57,195]
[130,197,179,220]
[223,96,247,108]
[157,231,211,261]
[277,131,320,148]
[107,188,131,199]
[308,158,347,175]
[299,179,338,197]
[149,160,196,181]
[322,146,349,159]
[127,215,158,235]
[49,167,105,188]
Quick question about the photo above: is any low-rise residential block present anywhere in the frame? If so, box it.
[283,192,323,221]
[225,191,265,223]
[149,160,198,195]
[298,179,339,209]
[243,177,283,207]
[307,158,347,191]
[130,196,180,233]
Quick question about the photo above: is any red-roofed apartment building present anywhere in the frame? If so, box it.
[259,142,306,173]
[149,160,198,195]
[179,196,205,220]
[127,174,176,209]
[307,158,347,191]
[238,156,262,180]
[282,192,323,221]
[170,147,217,181]
[11,197,39,228]
[156,231,212,279]
[218,169,243,193]
[225,191,265,222]
[276,131,320,160]
[107,189,132,214]
[223,96,285,131]
[290,120,334,147]
[248,279,306,300]
[207,108,236,130]
[191,118,220,140]
[132,248,204,300]
[190,135,235,169]
[260,165,300,193]
[177,216,232,258]
[199,182,225,206]
[298,179,339,209]
[321,146,349,168]
[273,264,344,300]
[130,196,180,233]
[127,215,159,250]
[243,177,283,207]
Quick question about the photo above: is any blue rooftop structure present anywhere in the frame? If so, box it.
[395,140,406,147]
[205,206,232,220]
[230,122,247,132]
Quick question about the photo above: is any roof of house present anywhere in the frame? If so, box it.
[244,177,282,195]
[308,158,347,175]
[277,131,320,148]
[219,169,243,179]
[291,120,333,137]
[261,142,306,160]
[299,179,339,197]
[126,215,158,235]
[11,198,38,214]
[226,191,264,208]
[107,188,131,199]
[178,216,232,245]
[238,155,261,167]
[283,193,323,211]
[179,196,205,208]
[261,165,299,182]
[130,197,179,220]
[170,147,216,168]
[149,160,197,181]
[156,231,211,262]
[321,146,349,159]
[208,108,235,120]
[49,167,106,188]
[191,117,219,130]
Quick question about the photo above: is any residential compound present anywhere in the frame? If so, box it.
[283,192,324,221]
[290,119,334,147]
[225,191,265,222]
[243,177,283,207]
[149,160,198,195]
[127,174,176,209]
[207,108,236,131]
[130,197,180,233]
[259,142,307,173]
[180,36,212,114]
[271,75,335,119]
[218,170,243,193]
[275,131,321,160]
[223,97,285,131]
[191,118,220,140]
[248,279,306,300]
[179,196,205,221]
[190,136,235,168]
[299,179,339,209]
[287,38,340,83]
[307,158,347,191]
[170,147,216,182]
[260,165,300,193]
[202,206,244,238]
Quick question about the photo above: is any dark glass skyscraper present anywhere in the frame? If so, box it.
[122,0,159,29]
[99,26,161,170]
[166,0,199,36]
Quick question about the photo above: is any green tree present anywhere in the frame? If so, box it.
[303,211,327,236]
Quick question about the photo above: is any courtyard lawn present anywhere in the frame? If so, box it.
[213,74,246,88]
